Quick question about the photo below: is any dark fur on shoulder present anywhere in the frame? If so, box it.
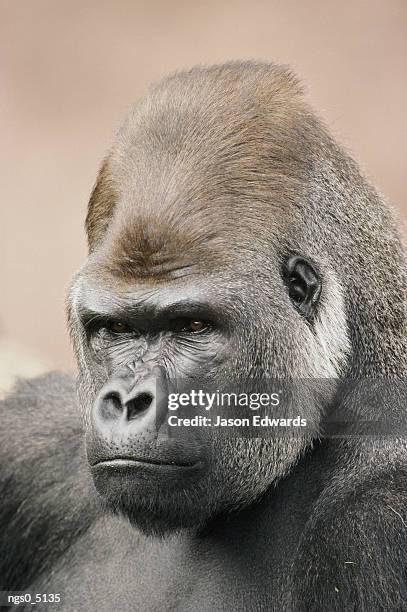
[0,373,98,590]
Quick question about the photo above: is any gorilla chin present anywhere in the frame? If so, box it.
[90,460,220,536]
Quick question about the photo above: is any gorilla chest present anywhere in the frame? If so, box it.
[29,517,288,611]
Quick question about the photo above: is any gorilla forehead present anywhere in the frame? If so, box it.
[86,62,315,276]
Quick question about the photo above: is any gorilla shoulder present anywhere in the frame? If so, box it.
[0,373,97,591]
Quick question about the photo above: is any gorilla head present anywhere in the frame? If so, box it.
[67,62,406,535]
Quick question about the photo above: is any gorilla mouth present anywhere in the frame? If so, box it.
[90,455,204,493]
[92,456,200,469]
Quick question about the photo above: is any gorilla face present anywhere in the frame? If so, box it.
[67,65,350,535]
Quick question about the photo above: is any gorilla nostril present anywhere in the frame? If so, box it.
[125,392,154,421]
[99,391,123,421]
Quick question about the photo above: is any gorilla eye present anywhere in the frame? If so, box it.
[108,321,132,334]
[178,319,211,334]
[282,255,321,319]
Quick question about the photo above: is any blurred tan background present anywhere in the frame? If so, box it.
[1,0,406,389]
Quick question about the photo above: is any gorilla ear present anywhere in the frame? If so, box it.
[282,255,322,320]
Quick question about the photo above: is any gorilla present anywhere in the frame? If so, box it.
[1,61,407,611]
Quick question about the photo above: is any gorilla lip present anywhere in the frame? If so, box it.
[92,456,201,470]
[91,457,204,484]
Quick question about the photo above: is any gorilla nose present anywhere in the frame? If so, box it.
[99,387,154,421]
[92,370,172,442]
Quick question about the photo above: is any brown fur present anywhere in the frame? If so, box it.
[85,62,314,283]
